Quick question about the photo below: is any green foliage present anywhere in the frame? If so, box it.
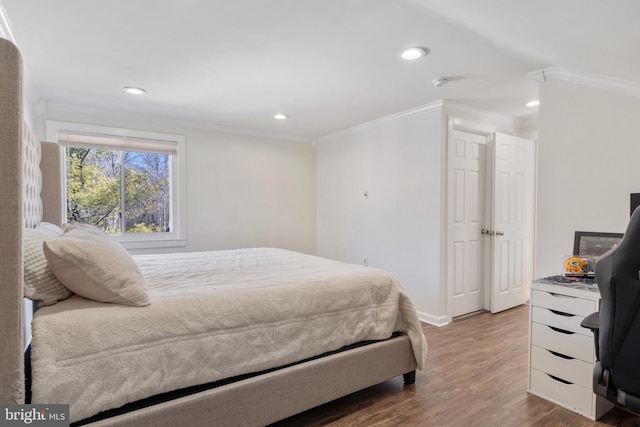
[67,148,120,230]
[66,147,171,234]
[127,223,162,233]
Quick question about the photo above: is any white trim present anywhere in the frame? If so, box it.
[446,116,508,136]
[528,67,640,98]
[441,100,515,134]
[46,120,184,146]
[317,99,516,143]
[56,131,179,155]
[45,120,187,250]
[417,310,450,327]
[0,2,15,42]
[120,238,186,251]
[514,114,538,137]
[44,101,313,144]
[317,100,444,142]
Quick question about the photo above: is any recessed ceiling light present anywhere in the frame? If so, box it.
[274,114,289,120]
[123,86,147,95]
[400,47,428,61]
[525,100,540,107]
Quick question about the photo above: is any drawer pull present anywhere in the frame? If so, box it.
[549,326,574,335]
[549,292,577,299]
[549,309,574,317]
[547,373,573,385]
[548,350,574,360]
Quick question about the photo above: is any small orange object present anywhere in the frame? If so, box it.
[564,257,588,276]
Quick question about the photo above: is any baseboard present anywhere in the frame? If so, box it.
[417,310,450,327]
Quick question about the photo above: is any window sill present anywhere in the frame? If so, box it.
[118,237,187,251]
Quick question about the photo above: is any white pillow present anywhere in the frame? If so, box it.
[43,223,150,306]
[23,222,73,306]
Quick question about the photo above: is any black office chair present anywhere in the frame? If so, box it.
[582,208,640,413]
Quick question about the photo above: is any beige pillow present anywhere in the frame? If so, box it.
[23,222,74,306]
[43,223,150,306]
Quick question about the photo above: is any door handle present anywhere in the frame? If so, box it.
[481,228,504,237]
[495,230,504,236]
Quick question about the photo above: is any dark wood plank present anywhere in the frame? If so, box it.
[271,304,640,426]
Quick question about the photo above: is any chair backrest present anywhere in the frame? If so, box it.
[595,207,640,395]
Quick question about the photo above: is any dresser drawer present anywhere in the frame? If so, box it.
[531,305,589,336]
[530,368,593,415]
[530,345,593,388]
[531,289,596,316]
[531,321,594,362]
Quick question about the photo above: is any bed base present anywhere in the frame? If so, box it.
[78,335,416,427]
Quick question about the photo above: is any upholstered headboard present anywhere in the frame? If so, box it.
[0,37,63,405]
[40,141,63,226]
[22,126,62,346]
[0,37,26,405]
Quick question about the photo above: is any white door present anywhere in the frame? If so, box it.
[449,130,487,317]
[488,133,535,313]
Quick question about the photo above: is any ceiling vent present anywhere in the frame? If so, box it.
[432,78,449,88]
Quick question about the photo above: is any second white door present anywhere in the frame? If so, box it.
[488,133,535,313]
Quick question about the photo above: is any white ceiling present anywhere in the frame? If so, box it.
[2,0,639,140]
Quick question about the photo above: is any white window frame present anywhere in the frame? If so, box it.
[46,120,186,250]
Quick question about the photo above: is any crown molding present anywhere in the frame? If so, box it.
[317,100,445,142]
[317,99,518,143]
[44,101,313,144]
[528,67,640,98]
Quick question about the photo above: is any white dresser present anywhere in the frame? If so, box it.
[528,276,613,420]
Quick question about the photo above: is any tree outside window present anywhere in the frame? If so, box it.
[66,147,171,234]
[47,120,186,249]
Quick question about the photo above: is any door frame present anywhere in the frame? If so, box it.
[444,116,537,324]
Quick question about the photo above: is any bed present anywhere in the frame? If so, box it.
[0,37,427,426]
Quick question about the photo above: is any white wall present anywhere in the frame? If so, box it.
[536,80,640,277]
[187,128,316,253]
[35,108,317,255]
[316,109,444,320]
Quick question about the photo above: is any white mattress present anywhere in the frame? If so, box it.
[30,248,427,422]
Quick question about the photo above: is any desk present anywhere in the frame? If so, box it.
[528,276,613,420]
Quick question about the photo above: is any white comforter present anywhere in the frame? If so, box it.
[30,248,428,423]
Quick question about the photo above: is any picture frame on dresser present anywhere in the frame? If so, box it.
[573,231,623,257]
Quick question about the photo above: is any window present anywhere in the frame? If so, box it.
[46,121,186,249]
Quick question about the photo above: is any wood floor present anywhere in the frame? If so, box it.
[271,304,640,427]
